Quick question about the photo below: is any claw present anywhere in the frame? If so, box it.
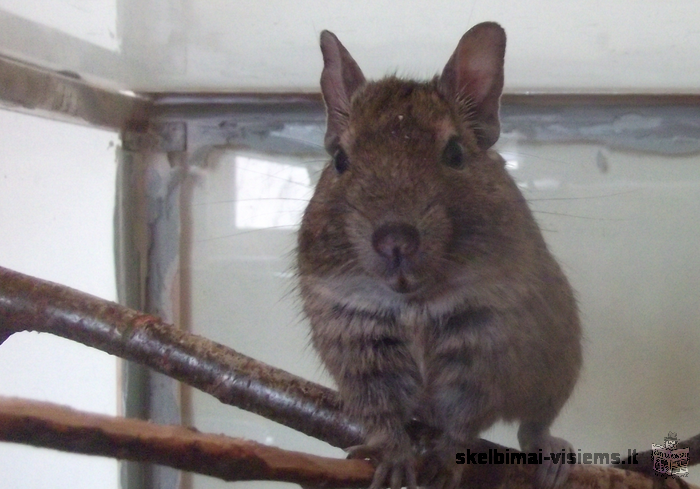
[421,444,466,489]
[365,459,417,489]
[345,443,417,489]
[531,436,573,489]
[346,444,381,463]
[426,464,464,489]
[390,465,403,489]
[405,464,418,489]
[368,462,390,489]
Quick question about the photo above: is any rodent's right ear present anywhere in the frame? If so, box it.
[320,31,366,154]
[439,22,506,150]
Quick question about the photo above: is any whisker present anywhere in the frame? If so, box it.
[267,134,326,151]
[530,210,633,222]
[526,189,640,202]
[193,197,313,206]
[502,150,570,165]
[234,164,324,188]
[194,224,301,243]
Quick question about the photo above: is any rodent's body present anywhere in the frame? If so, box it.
[298,23,581,489]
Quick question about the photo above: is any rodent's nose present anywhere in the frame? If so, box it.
[371,223,420,270]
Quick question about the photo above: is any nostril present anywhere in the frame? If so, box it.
[371,223,420,269]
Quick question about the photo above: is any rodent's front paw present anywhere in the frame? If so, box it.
[425,464,464,489]
[530,436,573,489]
[346,443,417,489]
[421,445,465,489]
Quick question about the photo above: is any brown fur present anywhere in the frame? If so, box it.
[298,23,581,489]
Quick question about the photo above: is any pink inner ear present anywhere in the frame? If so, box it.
[459,52,498,104]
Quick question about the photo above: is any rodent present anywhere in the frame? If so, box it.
[297,22,582,489]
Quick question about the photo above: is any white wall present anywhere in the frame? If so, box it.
[0,0,118,51]
[157,0,700,92]
[1,0,700,92]
[0,110,119,489]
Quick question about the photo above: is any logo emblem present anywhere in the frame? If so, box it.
[652,432,689,478]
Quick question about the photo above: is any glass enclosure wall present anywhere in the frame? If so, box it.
[180,103,700,488]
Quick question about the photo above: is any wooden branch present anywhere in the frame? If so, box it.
[1,265,698,488]
[0,396,372,487]
[0,265,360,449]
[0,396,694,489]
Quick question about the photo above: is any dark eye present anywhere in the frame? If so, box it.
[441,136,465,170]
[333,148,350,174]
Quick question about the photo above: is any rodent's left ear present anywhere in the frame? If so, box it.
[320,31,366,154]
[439,22,506,150]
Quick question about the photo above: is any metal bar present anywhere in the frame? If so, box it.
[147,91,700,111]
[0,54,151,130]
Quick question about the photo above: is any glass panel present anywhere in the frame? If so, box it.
[186,144,337,489]
[183,106,700,487]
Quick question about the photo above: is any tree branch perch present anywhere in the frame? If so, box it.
[0,397,691,489]
[0,265,359,449]
[0,265,697,488]
[0,396,373,487]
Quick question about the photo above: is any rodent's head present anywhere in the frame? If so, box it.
[299,23,541,308]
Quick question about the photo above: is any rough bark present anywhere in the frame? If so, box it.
[0,397,372,487]
[0,265,360,449]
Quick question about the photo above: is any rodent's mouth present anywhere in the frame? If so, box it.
[388,274,420,294]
